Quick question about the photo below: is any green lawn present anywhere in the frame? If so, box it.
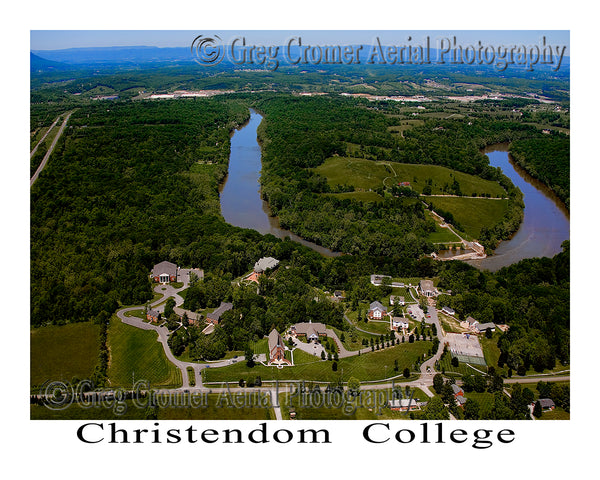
[427,212,463,243]
[107,316,182,389]
[424,196,510,238]
[203,341,433,384]
[314,157,390,190]
[314,157,507,198]
[31,322,101,390]
[331,326,379,351]
[124,309,146,320]
[31,394,273,420]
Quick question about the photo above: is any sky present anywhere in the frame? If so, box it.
[30,30,570,54]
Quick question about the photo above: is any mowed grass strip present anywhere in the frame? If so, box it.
[314,157,506,197]
[107,316,182,389]
[424,196,510,238]
[31,395,273,420]
[31,322,101,388]
[203,341,432,384]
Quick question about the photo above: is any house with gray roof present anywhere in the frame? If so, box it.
[290,322,327,342]
[146,309,160,323]
[368,301,387,320]
[451,384,464,397]
[254,257,279,273]
[370,274,391,286]
[536,398,556,411]
[151,261,179,283]
[391,317,409,331]
[390,295,405,306]
[475,322,496,334]
[206,302,233,325]
[419,279,437,297]
[460,316,479,330]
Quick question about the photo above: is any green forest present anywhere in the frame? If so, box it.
[30,87,570,378]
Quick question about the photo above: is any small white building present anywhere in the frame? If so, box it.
[391,317,409,331]
[368,301,387,320]
[390,295,405,306]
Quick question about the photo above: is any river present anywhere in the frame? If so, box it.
[466,143,570,271]
[220,112,569,269]
[219,110,340,257]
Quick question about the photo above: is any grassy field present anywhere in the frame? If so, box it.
[425,196,510,238]
[203,341,433,385]
[314,157,506,197]
[107,316,182,389]
[31,394,273,420]
[31,323,101,389]
[330,326,379,351]
[426,211,463,243]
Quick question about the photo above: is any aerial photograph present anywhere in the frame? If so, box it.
[28,28,572,428]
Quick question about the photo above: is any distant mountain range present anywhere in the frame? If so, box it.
[31,46,195,66]
[31,45,569,75]
[30,52,73,72]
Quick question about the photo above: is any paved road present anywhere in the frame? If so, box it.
[419,307,445,377]
[116,273,203,388]
[115,279,570,419]
[30,112,72,187]
[30,116,59,159]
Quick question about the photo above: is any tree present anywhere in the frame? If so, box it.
[332,361,338,371]
[464,398,480,419]
[533,400,542,418]
[403,367,410,378]
[238,379,245,387]
[245,346,255,368]
[347,377,361,396]
[421,397,449,420]
[441,382,456,406]
[320,350,326,360]
[164,297,176,318]
[433,373,444,394]
[166,313,180,331]
[451,356,459,367]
